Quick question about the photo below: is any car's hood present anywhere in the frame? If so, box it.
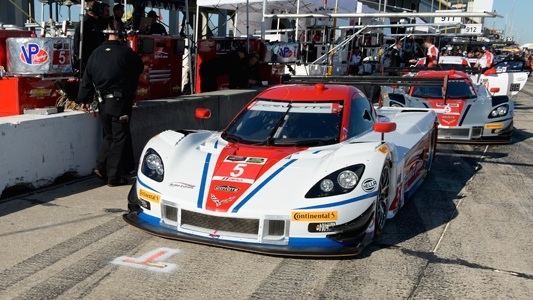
[417,98,470,127]
[148,131,383,213]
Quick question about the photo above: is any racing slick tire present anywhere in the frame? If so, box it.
[425,127,438,176]
[375,161,391,236]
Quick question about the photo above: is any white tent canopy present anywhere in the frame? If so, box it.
[196,0,363,38]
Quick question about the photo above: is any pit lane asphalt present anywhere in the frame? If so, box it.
[1,79,533,300]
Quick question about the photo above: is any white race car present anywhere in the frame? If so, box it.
[382,70,514,143]
[470,59,531,97]
[124,83,438,257]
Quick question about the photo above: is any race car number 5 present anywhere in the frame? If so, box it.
[230,163,247,177]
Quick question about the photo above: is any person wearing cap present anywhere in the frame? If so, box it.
[423,37,439,68]
[474,46,494,73]
[388,40,404,75]
[73,0,104,74]
[77,18,144,187]
[146,10,167,35]
[199,46,248,92]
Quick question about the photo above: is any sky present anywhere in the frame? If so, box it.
[30,0,532,45]
[492,0,532,45]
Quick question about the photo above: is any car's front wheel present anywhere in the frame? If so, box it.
[375,161,391,235]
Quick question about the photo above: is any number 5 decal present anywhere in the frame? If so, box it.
[230,163,247,177]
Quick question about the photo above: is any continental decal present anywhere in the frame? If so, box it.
[291,211,337,221]
[139,188,161,203]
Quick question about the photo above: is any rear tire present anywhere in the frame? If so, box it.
[425,128,437,175]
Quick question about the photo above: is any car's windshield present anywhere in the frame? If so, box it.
[411,79,476,99]
[222,99,342,146]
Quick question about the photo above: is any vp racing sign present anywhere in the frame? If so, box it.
[7,37,72,74]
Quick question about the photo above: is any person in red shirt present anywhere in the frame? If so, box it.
[474,46,494,73]
[424,37,439,68]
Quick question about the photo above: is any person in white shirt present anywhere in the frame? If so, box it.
[474,46,494,73]
[349,48,362,75]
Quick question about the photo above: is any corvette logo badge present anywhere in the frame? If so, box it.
[210,194,236,206]
[215,185,240,192]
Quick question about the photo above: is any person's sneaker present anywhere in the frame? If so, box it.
[92,169,107,181]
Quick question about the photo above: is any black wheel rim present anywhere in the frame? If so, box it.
[376,163,390,233]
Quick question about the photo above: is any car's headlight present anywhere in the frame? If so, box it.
[305,164,365,198]
[489,104,509,118]
[141,148,164,182]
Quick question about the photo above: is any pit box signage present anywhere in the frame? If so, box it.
[6,37,72,74]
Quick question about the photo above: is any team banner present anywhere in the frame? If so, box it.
[264,42,299,63]
[6,37,73,75]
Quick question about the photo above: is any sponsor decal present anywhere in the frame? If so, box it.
[444,105,452,114]
[154,51,169,59]
[291,211,337,221]
[139,188,161,203]
[210,194,236,206]
[214,185,240,192]
[308,222,336,233]
[362,178,377,192]
[212,176,255,184]
[226,155,247,162]
[485,123,504,129]
[277,46,294,58]
[137,88,148,96]
[510,83,520,92]
[405,159,424,186]
[29,87,52,98]
[376,144,389,154]
[19,43,49,65]
[169,182,195,189]
[245,157,266,164]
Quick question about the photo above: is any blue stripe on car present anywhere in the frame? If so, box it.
[197,140,218,208]
[232,159,298,213]
[295,192,377,210]
[138,212,160,225]
[138,177,160,193]
[288,237,344,247]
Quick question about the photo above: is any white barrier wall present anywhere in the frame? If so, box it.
[0,111,100,197]
[0,89,261,198]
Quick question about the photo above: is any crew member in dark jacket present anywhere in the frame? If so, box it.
[388,40,404,75]
[77,19,144,187]
[73,0,104,74]
[199,46,247,92]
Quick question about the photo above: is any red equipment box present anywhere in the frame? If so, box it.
[195,38,266,93]
[128,35,184,101]
[0,77,59,117]
[0,30,60,117]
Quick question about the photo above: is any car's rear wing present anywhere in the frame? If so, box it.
[383,66,481,74]
[282,75,450,107]
[283,75,445,87]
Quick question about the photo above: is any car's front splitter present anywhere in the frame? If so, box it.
[123,212,367,258]
[125,182,373,258]
[437,121,513,144]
